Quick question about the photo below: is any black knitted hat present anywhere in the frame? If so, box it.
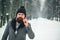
[16,6,26,17]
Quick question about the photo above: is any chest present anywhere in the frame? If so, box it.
[9,26,27,36]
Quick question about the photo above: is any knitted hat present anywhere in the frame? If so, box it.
[16,6,26,17]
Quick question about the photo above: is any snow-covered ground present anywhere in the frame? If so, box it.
[0,17,60,40]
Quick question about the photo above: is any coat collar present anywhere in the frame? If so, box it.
[11,18,25,32]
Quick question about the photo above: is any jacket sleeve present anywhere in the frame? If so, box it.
[2,22,10,40]
[26,23,35,39]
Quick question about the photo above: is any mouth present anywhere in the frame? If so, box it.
[16,17,23,23]
[18,17,23,20]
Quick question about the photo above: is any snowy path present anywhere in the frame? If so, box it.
[0,18,60,40]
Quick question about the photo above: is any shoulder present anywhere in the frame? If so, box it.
[28,22,31,26]
[7,18,16,26]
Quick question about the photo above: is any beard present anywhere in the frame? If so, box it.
[16,17,23,23]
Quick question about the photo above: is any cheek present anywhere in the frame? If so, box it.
[23,15,25,18]
[16,15,19,18]
[22,16,24,19]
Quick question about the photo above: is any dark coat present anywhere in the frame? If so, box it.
[2,18,35,40]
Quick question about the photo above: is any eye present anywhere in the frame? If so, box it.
[21,14,24,15]
[22,14,24,15]
[18,14,21,15]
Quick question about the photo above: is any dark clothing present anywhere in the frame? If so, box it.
[2,18,35,40]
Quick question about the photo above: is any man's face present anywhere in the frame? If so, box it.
[16,13,25,23]
[16,13,25,19]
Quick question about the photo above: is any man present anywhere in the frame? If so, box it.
[2,6,35,40]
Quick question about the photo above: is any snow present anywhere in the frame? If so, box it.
[0,17,60,40]
[0,23,7,40]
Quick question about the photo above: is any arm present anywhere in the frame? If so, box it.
[26,23,35,39]
[2,22,10,40]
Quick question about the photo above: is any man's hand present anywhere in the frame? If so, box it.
[23,18,28,27]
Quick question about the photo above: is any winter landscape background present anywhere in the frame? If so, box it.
[0,0,60,40]
[0,17,60,40]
